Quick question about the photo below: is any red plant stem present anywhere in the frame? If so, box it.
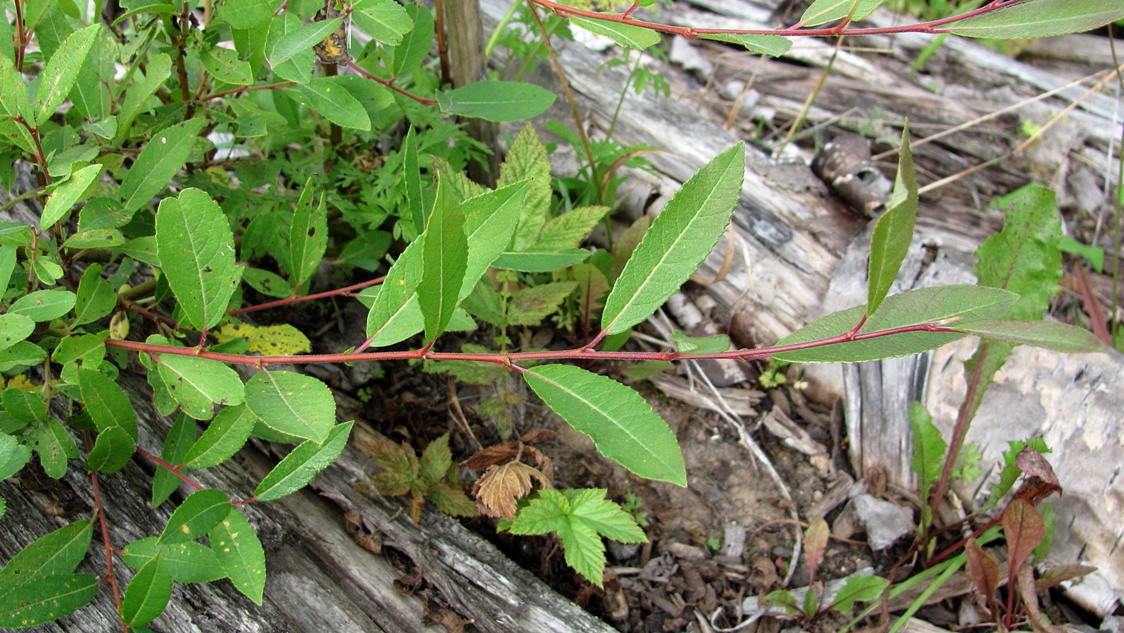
[105,321,959,367]
[434,0,451,85]
[13,0,26,71]
[202,82,296,102]
[13,116,52,186]
[136,446,205,491]
[228,276,385,315]
[928,342,987,523]
[529,0,1018,38]
[87,434,125,627]
[346,61,438,105]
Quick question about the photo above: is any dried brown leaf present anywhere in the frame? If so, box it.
[965,538,1000,603]
[803,517,830,584]
[472,461,550,519]
[1035,564,1096,594]
[1018,564,1065,633]
[462,443,519,471]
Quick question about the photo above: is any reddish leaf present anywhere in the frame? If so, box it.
[1035,564,1096,594]
[965,539,1000,603]
[1003,499,1045,595]
[1017,565,1065,633]
[803,517,829,584]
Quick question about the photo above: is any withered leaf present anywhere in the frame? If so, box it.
[473,461,551,519]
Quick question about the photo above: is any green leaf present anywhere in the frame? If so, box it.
[569,17,660,49]
[152,413,196,508]
[9,288,76,322]
[268,18,341,67]
[155,188,241,330]
[184,404,257,469]
[86,426,136,473]
[392,4,433,75]
[867,125,917,315]
[523,364,686,486]
[0,433,30,479]
[773,285,1017,363]
[491,249,590,272]
[698,33,791,56]
[401,126,424,235]
[418,180,468,341]
[1056,236,1103,273]
[216,0,279,29]
[121,557,172,627]
[670,331,730,355]
[245,370,334,443]
[0,574,98,627]
[498,126,552,251]
[202,46,253,85]
[35,24,100,125]
[909,402,946,501]
[0,520,92,584]
[0,53,30,121]
[533,206,609,251]
[253,421,352,501]
[602,143,744,335]
[241,267,292,298]
[116,53,172,142]
[37,418,77,478]
[3,388,47,425]
[122,538,224,583]
[352,0,413,46]
[799,0,886,27]
[831,574,889,613]
[566,488,647,543]
[73,263,116,325]
[40,164,101,230]
[292,77,372,131]
[157,354,245,420]
[120,118,207,215]
[983,438,1050,510]
[955,320,1102,353]
[0,245,15,293]
[507,282,577,326]
[287,179,328,289]
[66,229,126,250]
[0,342,47,372]
[437,81,557,123]
[209,508,266,604]
[78,367,137,440]
[950,0,1124,39]
[159,489,231,544]
[0,314,35,350]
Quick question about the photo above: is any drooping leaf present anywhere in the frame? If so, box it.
[965,538,1000,601]
[437,81,557,123]
[569,17,660,49]
[950,0,1124,39]
[253,421,352,501]
[159,489,231,544]
[41,164,101,230]
[155,188,240,330]
[867,124,917,315]
[523,364,686,486]
[120,118,207,215]
[184,404,258,469]
[120,556,172,627]
[152,413,196,507]
[157,354,246,420]
[773,285,1017,363]
[699,33,791,56]
[799,0,886,27]
[8,288,76,322]
[0,574,98,627]
[831,574,889,613]
[956,320,1102,353]
[909,401,946,503]
[78,367,137,440]
[602,143,744,335]
[418,179,468,341]
[0,520,92,584]
[291,77,372,131]
[86,426,136,473]
[244,370,334,444]
[209,508,266,604]
[35,24,100,125]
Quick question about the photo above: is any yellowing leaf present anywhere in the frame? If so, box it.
[215,323,311,356]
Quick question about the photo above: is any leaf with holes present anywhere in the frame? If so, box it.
[157,354,246,420]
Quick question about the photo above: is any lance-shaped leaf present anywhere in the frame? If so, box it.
[156,188,240,330]
[152,414,196,508]
[950,0,1124,39]
[699,33,791,56]
[492,249,590,273]
[602,143,744,335]
[799,0,886,27]
[459,181,528,300]
[955,320,1102,353]
[0,574,98,627]
[122,538,224,583]
[437,81,557,123]
[965,539,999,601]
[254,421,352,501]
[909,402,946,502]
[1002,499,1045,592]
[0,53,30,121]
[0,520,92,584]
[41,164,101,230]
[569,17,660,49]
[287,179,328,290]
[867,124,917,315]
[831,574,889,613]
[120,118,207,215]
[268,18,341,67]
[245,370,334,444]
[402,126,424,234]
[159,489,231,544]
[35,24,100,125]
[121,557,172,627]
[418,180,468,341]
[184,404,258,469]
[78,368,137,441]
[157,354,246,420]
[209,508,266,604]
[291,77,371,131]
[773,285,1017,363]
[524,364,686,486]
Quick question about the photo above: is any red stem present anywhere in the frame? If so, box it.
[346,61,438,105]
[202,82,296,102]
[86,434,125,628]
[135,446,204,491]
[228,276,385,315]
